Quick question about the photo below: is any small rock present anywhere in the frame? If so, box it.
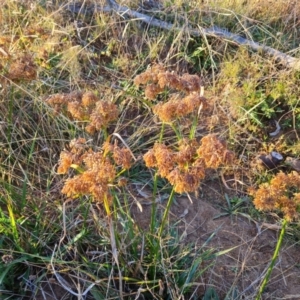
[256,151,283,170]
[285,157,300,172]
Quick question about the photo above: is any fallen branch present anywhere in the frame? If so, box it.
[67,0,300,70]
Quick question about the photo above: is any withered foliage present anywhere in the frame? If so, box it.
[197,134,235,168]
[54,65,234,205]
[144,134,234,193]
[57,138,132,204]
[152,93,208,123]
[134,64,207,122]
[249,171,300,221]
[134,64,202,97]
[46,91,118,133]
[2,53,37,82]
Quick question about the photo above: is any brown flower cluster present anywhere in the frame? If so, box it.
[144,134,234,193]
[102,140,133,170]
[134,64,203,100]
[3,53,37,82]
[58,138,133,204]
[0,36,11,59]
[249,171,300,221]
[57,137,89,175]
[46,91,118,133]
[134,64,208,122]
[197,134,235,168]
[86,100,119,134]
[152,93,208,123]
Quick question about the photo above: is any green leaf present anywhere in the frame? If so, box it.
[203,287,219,300]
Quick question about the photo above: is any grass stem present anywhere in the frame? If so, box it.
[255,218,288,300]
[150,173,158,235]
[158,187,175,238]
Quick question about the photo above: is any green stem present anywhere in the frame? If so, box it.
[150,188,176,281]
[150,122,166,234]
[158,188,175,238]
[159,122,165,142]
[255,218,288,300]
[150,173,158,235]
[189,115,198,140]
[170,123,182,141]
[103,128,108,140]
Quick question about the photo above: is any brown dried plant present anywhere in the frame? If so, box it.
[197,134,234,168]
[1,53,37,82]
[152,93,208,123]
[0,36,11,59]
[46,91,119,133]
[144,134,234,193]
[57,138,132,205]
[134,64,207,122]
[249,171,300,222]
[134,64,202,97]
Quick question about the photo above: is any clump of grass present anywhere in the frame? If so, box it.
[2,0,300,299]
[55,65,234,220]
[47,64,236,298]
[55,65,233,206]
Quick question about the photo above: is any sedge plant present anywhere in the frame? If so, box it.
[249,171,300,299]
[50,65,236,298]
[3,1,300,298]
[134,64,235,237]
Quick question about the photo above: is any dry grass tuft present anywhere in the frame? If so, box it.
[1,0,300,299]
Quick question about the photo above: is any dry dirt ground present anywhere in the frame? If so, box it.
[33,181,300,300]
[130,182,300,300]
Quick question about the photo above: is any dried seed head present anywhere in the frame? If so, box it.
[198,134,234,168]
[145,83,164,100]
[152,100,178,122]
[249,171,300,221]
[180,73,202,92]
[167,168,201,193]
[112,142,133,170]
[82,91,98,107]
[7,54,37,81]
[88,101,119,131]
[143,148,157,168]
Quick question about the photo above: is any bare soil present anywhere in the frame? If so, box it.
[130,181,300,300]
[33,179,300,299]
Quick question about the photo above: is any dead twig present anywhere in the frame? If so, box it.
[67,0,300,70]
